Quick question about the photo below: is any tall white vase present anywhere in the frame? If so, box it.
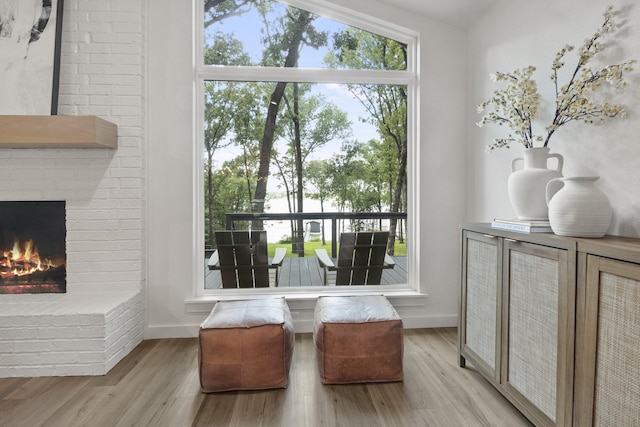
[508,147,564,220]
[546,176,612,238]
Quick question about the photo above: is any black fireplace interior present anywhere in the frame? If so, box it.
[0,201,66,294]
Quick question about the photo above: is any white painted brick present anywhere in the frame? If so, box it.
[42,351,104,365]
[59,63,79,74]
[110,106,143,117]
[110,32,143,44]
[0,328,40,340]
[112,23,143,33]
[0,0,146,378]
[76,64,111,75]
[97,53,142,65]
[69,210,120,221]
[112,2,144,13]
[55,339,105,352]
[63,32,89,43]
[11,341,55,353]
[57,94,90,105]
[88,11,127,23]
[110,43,142,55]
[73,105,112,116]
[8,353,41,366]
[0,291,144,377]
[107,190,144,201]
[62,52,91,64]
[64,11,91,23]
[77,20,110,31]
[112,95,141,107]
[2,315,101,328]
[39,326,106,339]
[78,43,112,54]
[116,128,143,139]
[77,84,112,95]
[113,147,144,159]
[78,2,110,11]
[0,354,15,366]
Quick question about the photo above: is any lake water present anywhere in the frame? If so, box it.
[264,197,337,243]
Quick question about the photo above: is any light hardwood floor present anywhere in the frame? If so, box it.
[0,328,532,427]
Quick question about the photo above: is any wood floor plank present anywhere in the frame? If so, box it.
[0,376,93,427]
[0,328,532,427]
[0,378,27,399]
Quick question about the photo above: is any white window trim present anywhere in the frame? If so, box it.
[192,0,421,299]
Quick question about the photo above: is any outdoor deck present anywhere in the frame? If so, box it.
[205,256,408,289]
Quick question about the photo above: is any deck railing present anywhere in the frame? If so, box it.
[224,211,407,258]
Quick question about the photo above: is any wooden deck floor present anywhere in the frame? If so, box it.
[206,256,408,289]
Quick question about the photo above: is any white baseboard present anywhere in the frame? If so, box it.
[145,324,200,339]
[145,313,458,338]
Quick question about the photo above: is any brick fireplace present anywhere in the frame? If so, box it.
[0,0,146,378]
[0,199,144,378]
[0,200,143,377]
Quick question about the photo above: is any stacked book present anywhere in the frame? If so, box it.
[491,218,553,233]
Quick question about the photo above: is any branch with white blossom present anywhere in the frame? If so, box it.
[477,6,635,152]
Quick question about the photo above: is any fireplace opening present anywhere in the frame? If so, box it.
[0,201,66,294]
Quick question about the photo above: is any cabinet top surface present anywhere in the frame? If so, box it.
[462,223,575,249]
[462,223,640,263]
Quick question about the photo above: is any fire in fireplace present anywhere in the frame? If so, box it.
[0,201,66,294]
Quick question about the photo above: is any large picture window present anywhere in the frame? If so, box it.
[196,0,417,293]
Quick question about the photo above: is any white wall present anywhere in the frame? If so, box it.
[467,0,640,237]
[146,0,469,337]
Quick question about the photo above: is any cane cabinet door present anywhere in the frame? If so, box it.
[574,255,640,426]
[459,231,502,384]
[501,239,575,427]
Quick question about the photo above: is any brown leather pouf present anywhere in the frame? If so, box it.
[313,295,403,384]
[198,298,294,392]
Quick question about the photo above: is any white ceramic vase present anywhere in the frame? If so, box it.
[546,176,612,238]
[508,147,564,220]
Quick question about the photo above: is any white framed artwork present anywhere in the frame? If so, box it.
[0,0,64,115]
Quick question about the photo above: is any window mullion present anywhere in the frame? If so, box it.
[197,67,414,86]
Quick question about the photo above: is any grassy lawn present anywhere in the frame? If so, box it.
[269,239,407,257]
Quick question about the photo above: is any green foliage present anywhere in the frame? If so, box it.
[305,159,333,206]
[277,235,292,244]
[204,32,252,66]
[327,29,407,71]
[204,0,255,27]
[259,7,327,67]
[204,170,254,241]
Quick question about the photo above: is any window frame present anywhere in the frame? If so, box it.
[193,0,421,298]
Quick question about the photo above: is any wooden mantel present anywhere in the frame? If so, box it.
[0,115,117,149]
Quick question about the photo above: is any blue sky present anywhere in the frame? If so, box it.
[206,3,343,68]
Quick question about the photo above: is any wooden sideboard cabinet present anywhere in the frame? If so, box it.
[459,224,640,427]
